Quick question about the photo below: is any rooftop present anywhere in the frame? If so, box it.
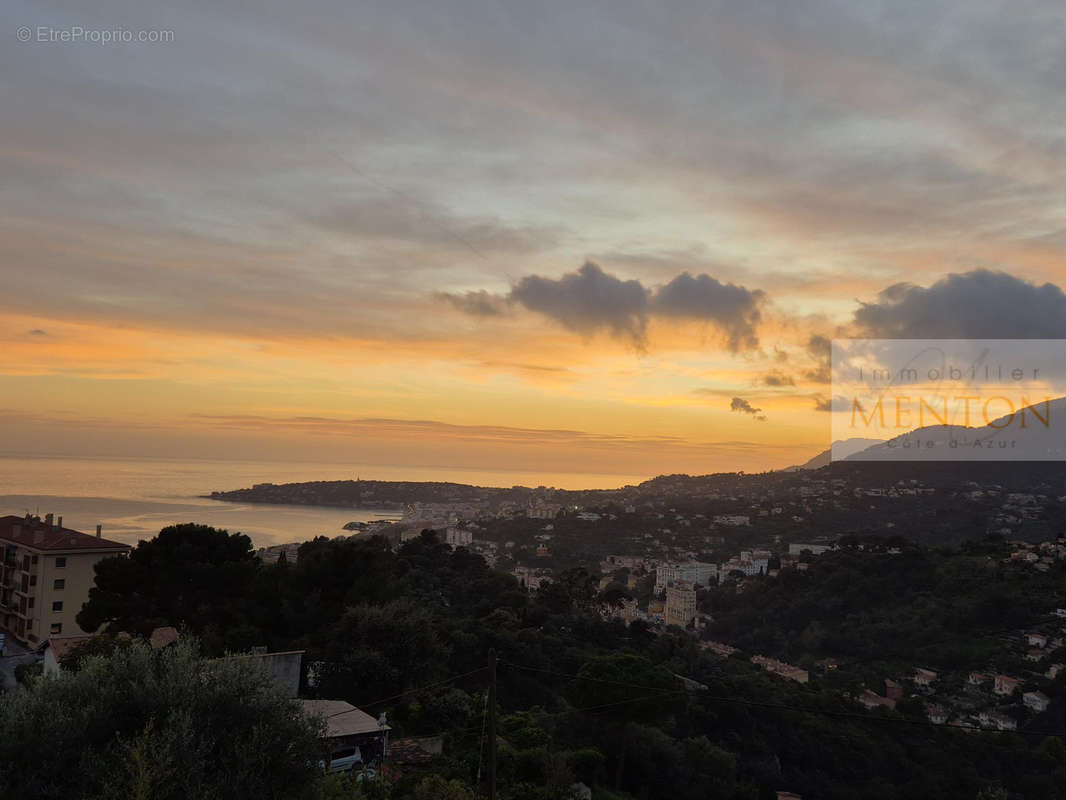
[387,738,437,765]
[0,515,130,552]
[45,626,180,659]
[300,699,391,738]
[43,634,96,660]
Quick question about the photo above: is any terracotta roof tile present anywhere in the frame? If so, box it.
[387,738,436,765]
[0,515,130,552]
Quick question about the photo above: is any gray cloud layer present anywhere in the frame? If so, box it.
[760,369,795,387]
[650,273,764,351]
[437,290,510,317]
[5,0,1066,349]
[510,262,649,344]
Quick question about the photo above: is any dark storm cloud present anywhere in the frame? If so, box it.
[509,262,649,345]
[650,273,764,351]
[853,270,1066,338]
[446,262,765,350]
[730,397,764,422]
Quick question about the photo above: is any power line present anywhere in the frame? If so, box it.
[475,684,490,787]
[487,649,498,800]
[499,660,678,694]
[322,666,488,718]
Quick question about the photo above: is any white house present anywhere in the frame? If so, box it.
[913,668,938,687]
[994,675,1022,696]
[1027,632,1048,648]
[1023,691,1050,713]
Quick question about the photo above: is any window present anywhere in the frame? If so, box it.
[29,575,36,587]
[49,623,62,635]
[28,597,34,609]
[53,579,65,590]
[31,555,38,565]
[55,557,67,568]
[52,601,63,612]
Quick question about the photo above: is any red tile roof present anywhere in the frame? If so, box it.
[387,738,436,765]
[149,626,180,649]
[0,515,130,552]
[45,634,97,660]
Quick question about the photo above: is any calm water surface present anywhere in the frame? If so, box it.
[0,454,642,547]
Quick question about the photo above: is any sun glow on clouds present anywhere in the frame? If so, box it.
[3,0,1066,476]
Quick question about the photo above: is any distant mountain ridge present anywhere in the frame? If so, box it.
[785,438,884,471]
[786,396,1066,468]
[842,395,1066,462]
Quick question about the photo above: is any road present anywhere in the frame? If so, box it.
[0,634,40,690]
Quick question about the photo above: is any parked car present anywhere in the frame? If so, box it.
[322,745,362,772]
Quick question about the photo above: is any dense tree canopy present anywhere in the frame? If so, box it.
[59,524,1066,799]
[0,639,323,800]
[77,523,259,644]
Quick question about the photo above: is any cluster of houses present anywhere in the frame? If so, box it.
[603,547,811,596]
[695,640,809,684]
[751,655,809,684]
[512,564,552,591]
[609,582,705,630]
[256,542,301,564]
[581,541,846,633]
[856,624,1062,731]
[1007,538,1066,573]
[401,497,569,526]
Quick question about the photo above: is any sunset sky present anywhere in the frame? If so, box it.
[5,0,1066,483]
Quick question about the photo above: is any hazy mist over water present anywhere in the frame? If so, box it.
[0,454,645,547]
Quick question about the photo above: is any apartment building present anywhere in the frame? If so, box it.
[0,514,131,646]
[654,564,679,594]
[444,527,473,547]
[656,561,719,593]
[664,580,697,628]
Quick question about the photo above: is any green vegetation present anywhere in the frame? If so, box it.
[705,535,1066,676]
[47,525,1066,798]
[0,639,324,800]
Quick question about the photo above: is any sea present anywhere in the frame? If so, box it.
[0,454,644,548]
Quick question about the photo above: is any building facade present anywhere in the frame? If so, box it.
[654,564,679,594]
[664,580,697,628]
[0,514,130,646]
[444,527,473,547]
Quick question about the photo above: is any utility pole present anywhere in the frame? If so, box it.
[487,649,498,800]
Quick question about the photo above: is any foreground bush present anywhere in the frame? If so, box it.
[0,639,324,800]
